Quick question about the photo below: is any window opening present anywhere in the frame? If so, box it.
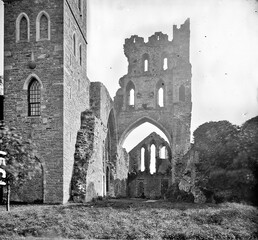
[150,144,156,174]
[144,59,148,72]
[141,147,145,172]
[20,16,28,41]
[78,0,81,12]
[73,34,76,56]
[158,87,164,107]
[163,58,168,70]
[160,146,166,158]
[28,79,41,116]
[79,45,82,65]
[40,14,48,39]
[106,166,110,192]
[129,88,134,106]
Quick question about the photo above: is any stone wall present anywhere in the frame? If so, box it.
[114,19,192,184]
[71,83,129,202]
[63,0,89,203]
[3,0,89,203]
[128,173,171,199]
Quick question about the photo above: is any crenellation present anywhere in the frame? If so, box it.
[2,0,192,204]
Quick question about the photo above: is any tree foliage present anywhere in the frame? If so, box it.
[0,125,41,187]
[193,117,258,204]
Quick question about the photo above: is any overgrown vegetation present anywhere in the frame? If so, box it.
[193,116,258,205]
[0,199,257,239]
[0,124,41,211]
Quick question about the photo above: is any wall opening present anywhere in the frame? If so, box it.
[140,147,145,172]
[150,144,156,174]
[163,58,168,70]
[106,166,110,193]
[20,16,28,41]
[144,59,148,72]
[142,53,149,72]
[122,121,170,152]
[79,44,82,66]
[28,78,41,116]
[158,87,164,107]
[126,81,135,108]
[159,146,166,158]
[129,89,134,106]
[73,33,76,56]
[39,14,48,39]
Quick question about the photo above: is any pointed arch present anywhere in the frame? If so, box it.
[16,13,30,42]
[23,73,43,90]
[156,79,165,107]
[142,53,150,72]
[28,79,41,116]
[36,11,51,41]
[119,116,172,147]
[126,80,135,107]
[150,143,156,174]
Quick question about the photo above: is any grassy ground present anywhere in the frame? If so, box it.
[0,199,257,240]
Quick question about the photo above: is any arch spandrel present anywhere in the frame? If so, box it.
[118,116,172,148]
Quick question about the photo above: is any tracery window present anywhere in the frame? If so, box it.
[28,79,41,116]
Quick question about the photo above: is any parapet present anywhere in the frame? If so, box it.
[124,18,190,54]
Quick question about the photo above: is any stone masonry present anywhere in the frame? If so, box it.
[2,0,192,204]
[114,19,192,184]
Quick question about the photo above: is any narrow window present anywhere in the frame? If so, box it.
[20,16,28,41]
[163,58,168,70]
[144,59,148,72]
[79,44,82,65]
[142,53,149,72]
[106,166,110,192]
[150,144,156,174]
[179,85,185,102]
[73,34,76,56]
[126,81,135,108]
[129,89,134,106]
[36,11,50,41]
[141,147,145,172]
[158,87,164,107]
[40,14,48,39]
[78,0,81,12]
[28,79,41,116]
[160,146,166,159]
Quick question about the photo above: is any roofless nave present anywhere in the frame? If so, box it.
[2,0,192,203]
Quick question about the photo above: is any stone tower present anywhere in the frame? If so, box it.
[114,19,192,182]
[3,0,89,203]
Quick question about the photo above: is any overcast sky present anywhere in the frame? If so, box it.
[1,0,258,151]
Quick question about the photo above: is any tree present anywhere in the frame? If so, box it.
[0,124,41,211]
[192,118,258,204]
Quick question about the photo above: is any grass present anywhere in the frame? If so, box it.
[0,199,257,239]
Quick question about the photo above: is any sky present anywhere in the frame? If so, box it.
[1,0,258,151]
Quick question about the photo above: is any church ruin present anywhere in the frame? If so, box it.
[2,0,192,203]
